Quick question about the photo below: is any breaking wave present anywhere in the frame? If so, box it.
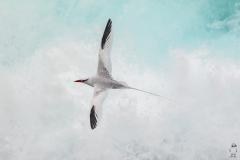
[1,0,240,159]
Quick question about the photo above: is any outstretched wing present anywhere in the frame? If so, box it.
[97,19,114,77]
[90,87,109,129]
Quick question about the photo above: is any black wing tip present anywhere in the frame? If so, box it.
[90,106,97,129]
[101,19,112,49]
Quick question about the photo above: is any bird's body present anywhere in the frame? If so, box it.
[85,76,127,90]
[74,19,185,129]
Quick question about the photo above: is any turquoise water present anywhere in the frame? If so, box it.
[1,0,240,159]
[1,0,240,67]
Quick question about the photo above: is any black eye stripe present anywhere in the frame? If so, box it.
[82,79,88,82]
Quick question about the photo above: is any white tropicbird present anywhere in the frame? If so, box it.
[74,19,185,129]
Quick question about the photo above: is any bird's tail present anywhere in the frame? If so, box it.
[125,86,187,108]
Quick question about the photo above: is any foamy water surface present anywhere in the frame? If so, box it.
[1,0,240,159]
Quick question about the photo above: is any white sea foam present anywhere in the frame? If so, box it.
[1,0,240,159]
[1,39,240,159]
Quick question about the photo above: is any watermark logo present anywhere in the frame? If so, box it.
[229,143,237,158]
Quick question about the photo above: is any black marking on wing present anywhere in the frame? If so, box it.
[90,105,97,129]
[101,19,112,49]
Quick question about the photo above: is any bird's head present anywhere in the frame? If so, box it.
[74,78,89,83]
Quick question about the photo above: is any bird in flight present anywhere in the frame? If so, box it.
[74,19,185,129]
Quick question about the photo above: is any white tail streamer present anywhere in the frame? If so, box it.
[126,86,187,108]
